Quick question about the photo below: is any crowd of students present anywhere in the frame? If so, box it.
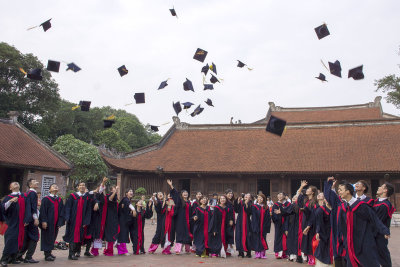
[0,176,395,267]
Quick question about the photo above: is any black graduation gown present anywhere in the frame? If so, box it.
[285,201,300,256]
[314,205,332,264]
[193,206,212,255]
[339,200,390,267]
[170,188,193,244]
[39,196,64,251]
[373,198,395,267]
[83,192,95,240]
[1,194,28,255]
[234,200,251,252]
[226,200,235,245]
[360,195,374,207]
[271,201,290,253]
[161,205,176,247]
[250,204,271,252]
[297,194,316,256]
[63,193,91,243]
[151,200,165,245]
[88,192,102,240]
[323,180,346,259]
[24,190,39,241]
[131,204,153,254]
[208,205,233,255]
[118,197,134,243]
[102,193,119,242]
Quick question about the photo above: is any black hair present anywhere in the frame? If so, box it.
[357,180,369,194]
[212,193,218,197]
[27,178,35,188]
[339,180,355,196]
[384,182,394,197]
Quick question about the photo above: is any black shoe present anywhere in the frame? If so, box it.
[24,259,39,264]
[246,252,251,258]
[84,252,93,258]
[75,253,80,258]
[68,255,78,260]
[10,261,20,264]
[0,261,7,267]
[15,257,23,263]
[44,256,54,262]
[50,254,56,259]
[238,252,244,258]
[296,256,303,263]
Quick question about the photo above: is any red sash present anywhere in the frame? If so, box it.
[100,195,108,239]
[185,202,193,240]
[71,193,84,243]
[17,195,25,250]
[45,196,60,236]
[241,202,248,252]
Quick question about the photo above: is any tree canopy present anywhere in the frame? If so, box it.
[375,74,400,109]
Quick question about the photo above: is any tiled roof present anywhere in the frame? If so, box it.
[0,120,72,171]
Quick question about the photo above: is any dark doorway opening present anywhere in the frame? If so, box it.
[290,178,321,198]
[178,179,191,192]
[257,179,270,197]
[370,179,380,199]
[0,167,25,197]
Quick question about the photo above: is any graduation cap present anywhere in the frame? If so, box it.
[314,23,330,40]
[348,65,364,80]
[103,115,115,128]
[150,125,159,132]
[47,60,60,73]
[79,101,91,111]
[182,102,194,109]
[193,48,208,63]
[210,74,219,84]
[27,68,42,81]
[40,19,52,32]
[237,60,246,68]
[134,93,145,104]
[169,7,178,18]
[204,84,214,90]
[190,105,204,117]
[266,115,286,137]
[117,65,128,77]
[183,78,194,92]
[173,101,182,116]
[328,60,342,78]
[66,63,81,72]
[158,79,169,90]
[210,62,217,75]
[205,98,214,107]
[201,64,209,75]
[315,73,327,82]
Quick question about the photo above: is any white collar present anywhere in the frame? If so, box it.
[356,194,366,200]
[348,197,357,206]
[378,197,387,202]
[11,191,20,195]
[29,188,37,193]
[76,191,84,196]
[49,194,56,197]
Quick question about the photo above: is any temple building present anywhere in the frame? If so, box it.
[101,97,400,208]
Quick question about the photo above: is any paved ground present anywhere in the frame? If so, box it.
[1,221,399,266]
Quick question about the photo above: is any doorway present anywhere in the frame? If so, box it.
[257,179,271,197]
[178,179,191,192]
[370,179,380,199]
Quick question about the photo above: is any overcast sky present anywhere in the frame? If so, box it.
[2,0,399,134]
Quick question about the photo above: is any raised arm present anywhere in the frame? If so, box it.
[324,177,341,209]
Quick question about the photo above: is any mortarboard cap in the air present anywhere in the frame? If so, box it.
[103,120,115,128]
[118,65,128,77]
[79,101,91,112]
[193,48,208,63]
[158,80,169,90]
[182,102,194,109]
[201,64,209,75]
[237,60,246,68]
[134,93,145,104]
[183,78,194,92]
[173,101,182,116]
[205,98,214,107]
[191,105,204,117]
[150,125,159,132]
[266,115,286,137]
[27,68,42,81]
[328,60,342,78]
[204,84,214,90]
[210,62,217,75]
[348,65,364,80]
[210,74,219,84]
[40,19,52,32]
[47,60,60,72]
[314,23,330,40]
[315,73,327,82]
[66,63,81,72]
[170,7,177,17]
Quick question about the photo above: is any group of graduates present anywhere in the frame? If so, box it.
[0,176,395,267]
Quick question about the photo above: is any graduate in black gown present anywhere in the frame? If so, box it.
[250,193,271,259]
[354,180,374,207]
[190,191,203,253]
[286,194,302,262]
[208,195,234,258]
[192,196,212,257]
[160,196,176,255]
[374,182,395,267]
[314,192,333,266]
[39,183,64,261]
[296,180,318,265]
[324,177,346,267]
[167,179,193,254]
[336,181,390,267]
[148,192,167,253]
[225,189,235,255]
[17,178,40,263]
[271,192,290,259]
[234,193,252,258]
[63,182,92,260]
[117,188,135,255]
[102,185,119,256]
[0,182,28,266]
[131,199,153,254]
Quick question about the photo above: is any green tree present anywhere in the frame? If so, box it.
[0,42,61,130]
[53,134,108,186]
[135,187,147,196]
[93,128,131,153]
[375,74,400,108]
